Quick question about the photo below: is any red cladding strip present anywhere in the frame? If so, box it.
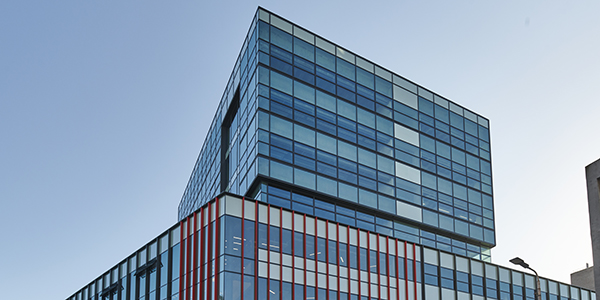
[179,219,184,298]
[186,216,191,300]
[206,202,211,300]
[199,207,204,299]
[192,212,198,300]
[347,226,351,300]
[214,197,220,300]
[413,243,417,300]
[386,236,390,299]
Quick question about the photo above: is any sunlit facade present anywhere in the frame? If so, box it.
[179,7,494,260]
[67,194,595,300]
[66,7,595,300]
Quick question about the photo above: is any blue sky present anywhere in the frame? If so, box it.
[1,1,599,299]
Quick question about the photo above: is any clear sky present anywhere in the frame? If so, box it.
[1,1,599,299]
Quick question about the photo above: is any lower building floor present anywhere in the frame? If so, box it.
[67,193,595,300]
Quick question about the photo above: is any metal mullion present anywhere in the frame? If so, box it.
[267,204,270,299]
[357,229,361,298]
[254,201,259,300]
[279,207,283,300]
[291,209,295,299]
[325,220,329,300]
[240,199,245,300]
[396,239,400,300]
[413,243,417,300]
[386,235,390,300]
[336,223,340,300]
[313,216,318,299]
[367,232,371,299]
[404,241,409,300]
[376,233,381,300]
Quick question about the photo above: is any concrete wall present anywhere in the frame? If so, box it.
[571,266,595,291]
[585,158,600,295]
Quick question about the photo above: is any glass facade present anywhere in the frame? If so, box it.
[67,194,595,300]
[178,8,494,257]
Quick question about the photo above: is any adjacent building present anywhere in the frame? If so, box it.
[66,7,595,300]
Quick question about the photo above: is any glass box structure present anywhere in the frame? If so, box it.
[66,7,594,300]
[178,7,494,260]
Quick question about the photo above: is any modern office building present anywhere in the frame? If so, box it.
[66,7,595,300]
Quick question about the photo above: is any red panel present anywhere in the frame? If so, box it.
[199,207,204,300]
[396,239,400,300]
[303,214,307,300]
[205,202,211,300]
[413,243,417,300]
[214,197,220,300]
[179,219,184,298]
[336,223,340,300]
[192,212,198,300]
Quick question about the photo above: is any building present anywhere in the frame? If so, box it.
[571,265,595,291]
[585,158,600,294]
[66,7,595,300]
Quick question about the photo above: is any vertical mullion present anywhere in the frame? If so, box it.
[303,213,307,300]
[279,208,283,300]
[240,199,245,300]
[254,201,259,300]
[367,232,371,299]
[314,216,318,299]
[385,236,390,300]
[404,241,409,300]
[325,220,329,300]
[199,207,204,300]
[291,209,295,299]
[267,204,270,299]
[413,243,417,300]
[396,239,400,300]
[336,223,340,300]
[357,229,361,299]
